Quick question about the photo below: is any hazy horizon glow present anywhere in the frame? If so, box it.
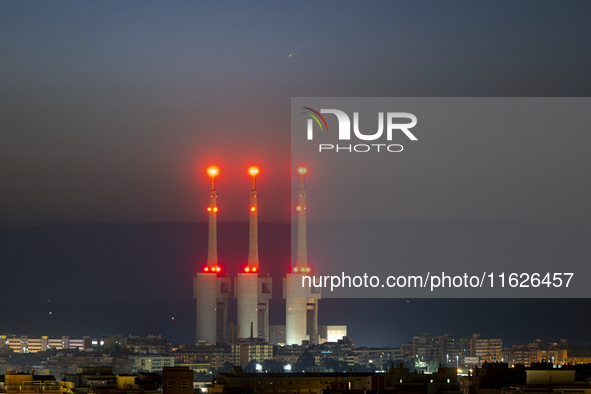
[2,1,591,226]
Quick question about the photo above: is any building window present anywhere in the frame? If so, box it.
[182,380,189,389]
[167,380,174,388]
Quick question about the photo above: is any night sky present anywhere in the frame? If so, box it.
[2,1,591,346]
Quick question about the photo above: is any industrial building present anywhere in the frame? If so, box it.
[234,167,272,341]
[194,165,322,346]
[193,166,231,345]
[283,167,321,345]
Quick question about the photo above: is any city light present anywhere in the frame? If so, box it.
[207,166,219,177]
[297,167,307,175]
[291,266,311,273]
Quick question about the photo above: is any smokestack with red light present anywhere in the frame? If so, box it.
[296,166,308,268]
[235,166,272,341]
[195,165,230,345]
[206,166,219,268]
[248,166,259,271]
[284,166,320,346]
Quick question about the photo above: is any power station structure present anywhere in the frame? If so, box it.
[193,165,321,346]
[283,166,321,345]
[193,166,231,344]
[234,167,272,341]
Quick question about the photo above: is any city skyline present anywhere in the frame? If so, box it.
[2,0,591,353]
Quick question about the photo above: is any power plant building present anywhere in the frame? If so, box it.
[234,167,272,341]
[194,167,231,345]
[283,167,321,345]
[194,165,321,346]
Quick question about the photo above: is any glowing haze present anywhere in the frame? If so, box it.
[1,1,591,226]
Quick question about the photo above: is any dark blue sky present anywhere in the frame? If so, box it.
[2,1,590,225]
[1,1,591,347]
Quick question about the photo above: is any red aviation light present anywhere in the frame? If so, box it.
[213,207,218,212]
[297,167,307,175]
[248,166,259,176]
[204,267,209,272]
[250,207,256,212]
[293,267,299,273]
[252,267,257,272]
[295,205,302,212]
[244,267,250,273]
[216,266,221,272]
[207,166,219,177]
[207,207,211,212]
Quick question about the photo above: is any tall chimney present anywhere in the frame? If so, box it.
[250,322,254,339]
[237,325,241,340]
[206,167,219,267]
[247,167,259,270]
[296,167,308,267]
[230,322,234,344]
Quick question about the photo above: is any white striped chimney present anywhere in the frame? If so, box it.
[296,166,308,267]
[206,166,219,267]
[247,166,259,270]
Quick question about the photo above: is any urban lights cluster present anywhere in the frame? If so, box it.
[292,266,311,273]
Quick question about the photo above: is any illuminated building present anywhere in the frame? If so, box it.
[268,325,348,346]
[234,167,272,341]
[129,355,175,373]
[473,335,502,364]
[0,335,85,353]
[194,167,231,345]
[206,365,459,394]
[2,370,74,394]
[283,167,321,345]
[319,325,348,344]
[231,338,273,368]
[172,345,232,370]
[412,333,502,366]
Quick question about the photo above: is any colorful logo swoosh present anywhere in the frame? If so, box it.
[302,107,329,131]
